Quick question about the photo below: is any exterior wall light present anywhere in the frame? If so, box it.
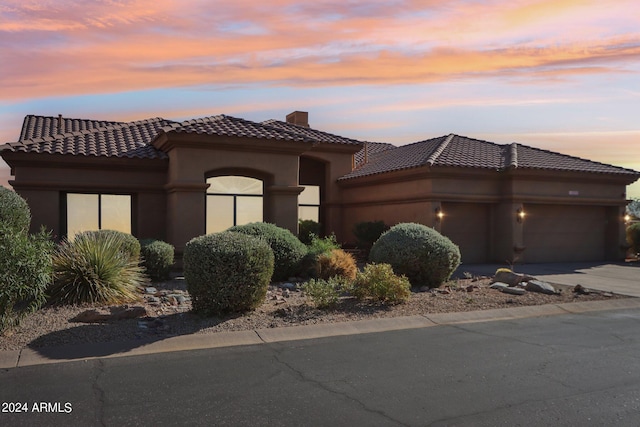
[517,207,525,223]
[435,207,444,222]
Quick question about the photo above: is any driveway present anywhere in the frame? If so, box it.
[456,261,640,297]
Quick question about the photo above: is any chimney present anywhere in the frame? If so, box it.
[286,111,309,128]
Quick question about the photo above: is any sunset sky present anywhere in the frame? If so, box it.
[1,0,639,197]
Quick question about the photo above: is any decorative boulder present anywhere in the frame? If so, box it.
[501,287,526,295]
[492,269,534,287]
[525,280,559,295]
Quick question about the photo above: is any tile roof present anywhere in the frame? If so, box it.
[161,115,312,143]
[2,117,174,159]
[18,115,122,141]
[340,134,640,180]
[354,142,395,167]
[261,119,365,146]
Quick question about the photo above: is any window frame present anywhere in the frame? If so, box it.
[205,176,264,234]
[62,192,135,238]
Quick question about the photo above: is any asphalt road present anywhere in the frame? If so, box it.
[3,308,640,427]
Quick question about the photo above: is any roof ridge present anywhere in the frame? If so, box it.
[426,134,454,166]
[262,119,366,145]
[509,142,518,168]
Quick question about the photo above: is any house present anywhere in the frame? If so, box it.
[1,111,638,265]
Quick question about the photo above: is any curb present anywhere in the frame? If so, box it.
[3,298,640,369]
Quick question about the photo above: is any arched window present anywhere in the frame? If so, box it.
[206,176,263,233]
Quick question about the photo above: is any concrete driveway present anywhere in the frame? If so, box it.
[456,261,640,297]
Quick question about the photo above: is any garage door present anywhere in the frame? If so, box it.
[441,203,490,264]
[523,204,606,262]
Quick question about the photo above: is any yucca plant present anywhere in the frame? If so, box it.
[49,231,147,305]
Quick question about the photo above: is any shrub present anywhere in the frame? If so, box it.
[627,223,640,254]
[79,230,141,261]
[184,232,274,315]
[49,231,147,305]
[316,248,358,281]
[298,219,320,245]
[0,187,31,233]
[229,222,306,281]
[0,225,53,332]
[140,239,175,282]
[302,277,346,309]
[353,220,389,252]
[352,263,411,304]
[369,222,461,288]
[300,234,341,278]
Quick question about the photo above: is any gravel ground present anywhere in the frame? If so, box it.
[0,275,627,351]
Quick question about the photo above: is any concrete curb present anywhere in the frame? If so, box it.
[3,298,640,369]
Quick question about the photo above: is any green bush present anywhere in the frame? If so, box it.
[369,222,461,288]
[302,277,346,309]
[352,263,411,304]
[140,239,175,282]
[316,248,358,281]
[184,232,274,315]
[78,230,141,261]
[49,231,147,305]
[0,225,53,332]
[0,187,31,233]
[627,223,640,254]
[300,234,341,278]
[298,219,320,245]
[353,220,389,252]
[229,222,306,281]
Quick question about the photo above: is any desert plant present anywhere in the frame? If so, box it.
[351,263,411,304]
[49,231,147,305]
[353,220,389,252]
[229,222,306,281]
[302,277,347,309]
[627,223,640,255]
[184,231,274,315]
[0,225,53,332]
[0,187,31,233]
[140,239,175,282]
[300,234,341,278]
[369,222,461,288]
[316,248,358,281]
[79,229,141,261]
[298,219,320,245]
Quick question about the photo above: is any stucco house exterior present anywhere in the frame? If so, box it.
[1,111,638,265]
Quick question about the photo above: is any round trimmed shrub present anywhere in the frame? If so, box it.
[0,225,53,332]
[140,239,175,282]
[184,232,274,315]
[298,219,320,245]
[316,248,357,281]
[369,222,461,288]
[79,230,141,261]
[353,220,389,252]
[229,222,306,281]
[49,230,147,305]
[0,187,31,233]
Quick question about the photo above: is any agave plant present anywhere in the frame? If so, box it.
[49,231,147,305]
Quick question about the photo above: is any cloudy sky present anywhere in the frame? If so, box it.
[1,0,639,196]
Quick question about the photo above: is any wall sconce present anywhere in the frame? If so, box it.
[624,214,631,223]
[435,207,444,222]
[516,207,525,223]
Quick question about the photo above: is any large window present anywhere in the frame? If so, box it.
[66,193,131,238]
[206,176,263,233]
[299,185,320,222]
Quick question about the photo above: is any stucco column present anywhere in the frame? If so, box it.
[266,185,304,235]
[165,181,209,256]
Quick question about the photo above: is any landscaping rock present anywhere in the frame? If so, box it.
[490,282,509,291]
[525,280,558,295]
[573,284,591,295]
[492,270,534,287]
[501,287,526,295]
[145,287,158,294]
